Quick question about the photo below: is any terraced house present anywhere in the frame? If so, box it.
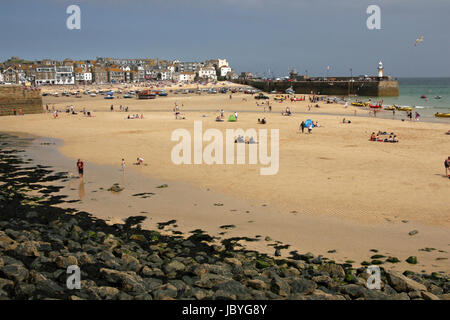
[55,66,75,85]
[107,67,125,83]
[35,66,56,85]
[92,66,108,84]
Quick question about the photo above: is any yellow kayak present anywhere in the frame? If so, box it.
[397,106,412,111]
[435,113,450,118]
[351,102,368,107]
[384,105,396,111]
[274,95,285,101]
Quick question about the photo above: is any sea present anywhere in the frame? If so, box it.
[349,77,450,123]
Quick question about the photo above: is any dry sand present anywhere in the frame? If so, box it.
[1,83,449,272]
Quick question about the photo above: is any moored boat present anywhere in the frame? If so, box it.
[435,112,450,118]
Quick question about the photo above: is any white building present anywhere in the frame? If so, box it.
[55,66,75,85]
[74,69,92,83]
[198,67,217,80]
[157,70,172,81]
[219,66,232,77]
[173,72,195,82]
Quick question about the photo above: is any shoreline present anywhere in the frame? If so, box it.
[2,131,449,274]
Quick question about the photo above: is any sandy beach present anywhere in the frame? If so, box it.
[1,83,449,272]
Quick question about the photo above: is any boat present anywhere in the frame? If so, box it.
[435,113,450,118]
[104,95,114,99]
[138,90,156,99]
[420,95,427,99]
[397,106,412,111]
[158,91,168,96]
[434,96,442,99]
[351,102,366,107]
[369,104,382,109]
[285,87,295,94]
[290,97,303,102]
[384,105,396,111]
[273,95,285,101]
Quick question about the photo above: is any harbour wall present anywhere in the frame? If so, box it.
[234,79,399,97]
[0,85,43,116]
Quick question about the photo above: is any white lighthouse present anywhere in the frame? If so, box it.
[378,61,383,78]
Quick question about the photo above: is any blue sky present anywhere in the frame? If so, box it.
[1,0,449,77]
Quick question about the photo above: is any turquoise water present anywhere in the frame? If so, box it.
[348,78,450,123]
[381,78,450,111]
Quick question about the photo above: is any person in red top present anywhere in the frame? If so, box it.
[76,159,84,178]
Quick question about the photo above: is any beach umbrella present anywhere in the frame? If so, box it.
[304,119,314,127]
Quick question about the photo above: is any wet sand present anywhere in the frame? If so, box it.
[5,132,449,273]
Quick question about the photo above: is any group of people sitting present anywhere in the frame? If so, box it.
[342,118,351,124]
[257,118,266,124]
[369,131,399,143]
[234,135,257,144]
[127,114,144,119]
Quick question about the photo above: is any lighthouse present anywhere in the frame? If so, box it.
[378,61,384,78]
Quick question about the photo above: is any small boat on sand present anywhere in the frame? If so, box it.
[435,113,450,118]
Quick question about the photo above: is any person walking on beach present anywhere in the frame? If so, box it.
[110,105,114,112]
[76,159,84,179]
[308,123,312,134]
[415,112,420,121]
[300,121,305,133]
[445,156,450,178]
[121,158,126,171]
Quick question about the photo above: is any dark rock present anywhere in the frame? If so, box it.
[318,264,345,279]
[270,276,291,297]
[0,264,29,282]
[15,241,41,257]
[213,280,252,299]
[55,256,78,268]
[386,270,427,292]
[406,256,418,264]
[290,279,317,295]
[0,278,15,296]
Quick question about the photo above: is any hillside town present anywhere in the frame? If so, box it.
[0,57,238,86]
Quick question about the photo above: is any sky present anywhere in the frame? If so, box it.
[1,0,449,77]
